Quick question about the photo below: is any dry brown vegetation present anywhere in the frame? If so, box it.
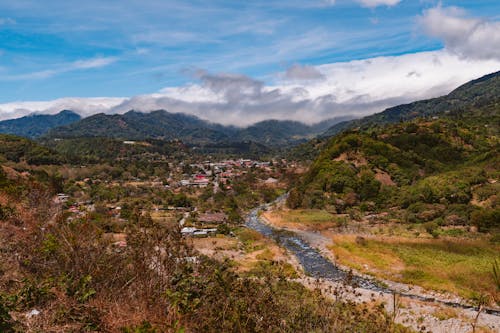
[327,234,500,303]
[0,173,412,332]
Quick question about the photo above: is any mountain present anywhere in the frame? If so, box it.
[287,81,499,231]
[45,110,349,146]
[0,110,81,138]
[234,117,353,145]
[45,110,230,142]
[323,70,500,137]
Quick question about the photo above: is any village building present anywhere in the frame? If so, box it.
[198,212,228,224]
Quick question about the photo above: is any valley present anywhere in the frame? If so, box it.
[0,72,499,332]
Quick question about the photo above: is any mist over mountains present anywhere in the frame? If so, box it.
[1,70,499,148]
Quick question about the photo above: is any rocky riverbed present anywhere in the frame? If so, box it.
[245,198,500,333]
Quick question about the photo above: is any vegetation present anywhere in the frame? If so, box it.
[263,209,342,230]
[44,110,347,148]
[288,104,500,234]
[0,110,81,139]
[0,154,407,332]
[0,134,64,165]
[328,235,499,301]
[324,70,500,136]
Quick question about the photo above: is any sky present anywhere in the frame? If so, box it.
[0,0,499,126]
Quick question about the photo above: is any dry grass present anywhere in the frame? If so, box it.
[262,209,343,231]
[190,236,240,260]
[433,306,459,321]
[327,234,500,302]
[149,210,178,226]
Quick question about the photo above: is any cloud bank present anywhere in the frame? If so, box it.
[0,6,498,127]
[284,64,325,81]
[1,49,498,126]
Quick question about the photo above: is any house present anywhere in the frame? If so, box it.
[192,178,210,187]
[181,227,197,236]
[55,193,70,203]
[198,212,227,224]
[181,227,217,237]
[264,177,278,184]
[193,230,208,237]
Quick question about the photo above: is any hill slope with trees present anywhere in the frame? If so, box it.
[323,70,500,137]
[45,110,349,147]
[289,98,499,233]
[0,110,81,138]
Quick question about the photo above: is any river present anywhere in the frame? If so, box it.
[245,199,500,317]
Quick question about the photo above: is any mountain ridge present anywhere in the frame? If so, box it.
[0,110,81,138]
[322,70,500,137]
[44,109,352,146]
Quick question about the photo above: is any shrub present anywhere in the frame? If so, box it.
[423,221,439,235]
[471,208,500,232]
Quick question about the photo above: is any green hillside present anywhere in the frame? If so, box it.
[288,103,499,232]
[323,71,500,137]
[0,134,64,165]
[45,110,348,147]
[0,110,81,138]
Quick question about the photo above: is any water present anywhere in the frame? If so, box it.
[245,205,500,316]
[246,208,385,291]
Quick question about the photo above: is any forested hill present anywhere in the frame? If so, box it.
[323,70,500,137]
[288,100,499,232]
[44,110,350,147]
[0,134,65,165]
[0,110,81,138]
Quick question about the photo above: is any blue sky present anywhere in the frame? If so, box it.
[0,0,500,125]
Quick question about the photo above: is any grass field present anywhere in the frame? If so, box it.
[328,235,500,303]
[262,209,346,230]
[150,210,179,226]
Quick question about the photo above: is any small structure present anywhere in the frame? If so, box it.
[180,227,217,237]
[55,193,70,203]
[193,230,208,238]
[264,177,278,184]
[181,227,197,236]
[198,212,227,224]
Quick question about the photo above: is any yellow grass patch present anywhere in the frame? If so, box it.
[262,209,343,231]
[327,234,500,302]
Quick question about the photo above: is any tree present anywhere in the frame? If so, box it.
[286,188,303,209]
[358,171,381,201]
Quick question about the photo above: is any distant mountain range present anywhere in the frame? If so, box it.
[323,70,500,137]
[0,108,352,146]
[44,110,352,146]
[0,110,81,138]
[1,71,499,147]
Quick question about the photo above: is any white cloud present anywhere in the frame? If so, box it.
[355,0,401,8]
[284,64,325,81]
[71,57,117,69]
[419,6,500,61]
[1,56,118,81]
[322,0,400,8]
[0,50,499,126]
[0,97,126,120]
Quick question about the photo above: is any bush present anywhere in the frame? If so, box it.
[0,295,16,333]
[423,221,439,235]
[470,208,500,232]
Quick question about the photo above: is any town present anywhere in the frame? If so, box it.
[56,157,292,245]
